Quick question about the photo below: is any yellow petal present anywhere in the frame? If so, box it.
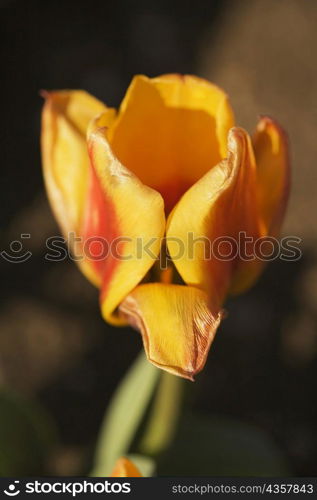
[166,127,263,305]
[41,90,114,285]
[119,283,223,381]
[41,91,112,235]
[108,74,234,212]
[253,116,290,236]
[111,457,142,477]
[87,120,165,325]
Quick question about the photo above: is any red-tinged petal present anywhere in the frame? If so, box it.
[108,74,234,212]
[41,90,114,286]
[253,116,290,236]
[119,283,223,380]
[85,120,165,325]
[166,128,264,305]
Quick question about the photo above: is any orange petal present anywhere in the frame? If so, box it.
[41,90,112,235]
[119,283,223,381]
[41,90,114,285]
[111,457,142,477]
[86,120,165,325]
[253,116,290,236]
[166,128,264,305]
[108,74,234,212]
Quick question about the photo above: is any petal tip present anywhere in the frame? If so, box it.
[120,284,223,380]
[39,89,49,100]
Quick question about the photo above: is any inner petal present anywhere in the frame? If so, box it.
[108,75,234,213]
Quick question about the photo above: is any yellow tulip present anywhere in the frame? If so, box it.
[41,74,289,381]
[110,457,142,477]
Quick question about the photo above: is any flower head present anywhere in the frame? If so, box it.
[41,74,289,380]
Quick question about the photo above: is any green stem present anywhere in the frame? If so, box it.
[91,352,160,476]
[138,372,184,457]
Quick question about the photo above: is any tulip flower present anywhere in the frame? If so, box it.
[41,74,289,380]
[111,457,142,477]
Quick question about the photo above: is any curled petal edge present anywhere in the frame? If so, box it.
[119,283,223,381]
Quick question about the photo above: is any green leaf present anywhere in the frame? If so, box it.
[0,391,57,475]
[158,413,289,476]
[91,351,160,476]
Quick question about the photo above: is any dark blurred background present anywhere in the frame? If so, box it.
[1,0,317,476]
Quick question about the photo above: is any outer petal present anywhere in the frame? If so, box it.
[111,457,142,477]
[253,116,290,236]
[41,90,111,235]
[108,74,234,212]
[166,128,264,305]
[86,121,165,325]
[41,90,114,285]
[119,284,223,381]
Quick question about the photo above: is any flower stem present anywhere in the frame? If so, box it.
[138,371,184,457]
